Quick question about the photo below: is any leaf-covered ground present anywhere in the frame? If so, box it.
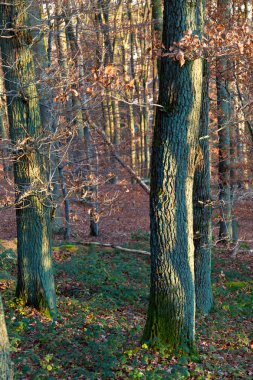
[0,233,252,379]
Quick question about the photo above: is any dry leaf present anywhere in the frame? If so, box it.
[175,50,185,67]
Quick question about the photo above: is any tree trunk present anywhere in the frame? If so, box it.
[217,0,233,243]
[0,0,57,317]
[28,3,65,235]
[0,56,10,174]
[142,0,204,350]
[193,61,213,314]
[0,295,13,379]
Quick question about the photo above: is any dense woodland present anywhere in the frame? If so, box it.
[0,0,253,379]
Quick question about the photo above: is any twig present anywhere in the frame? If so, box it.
[85,114,150,195]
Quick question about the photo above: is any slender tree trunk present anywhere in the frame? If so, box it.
[194,61,213,314]
[58,164,71,240]
[89,145,100,237]
[217,0,233,243]
[0,56,9,174]
[27,3,52,130]
[217,61,232,242]
[129,104,137,171]
[121,11,137,178]
[0,0,57,317]
[54,1,74,238]
[134,1,152,177]
[152,0,163,32]
[229,68,239,244]
[0,295,13,379]
[142,0,204,350]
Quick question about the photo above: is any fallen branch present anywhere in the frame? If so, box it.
[71,241,151,256]
[85,114,150,195]
[230,242,239,259]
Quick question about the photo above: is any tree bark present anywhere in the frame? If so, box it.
[142,0,204,350]
[0,0,57,317]
[0,55,10,174]
[0,295,13,379]
[193,61,213,314]
[217,0,233,243]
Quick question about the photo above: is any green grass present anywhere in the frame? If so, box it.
[0,236,252,379]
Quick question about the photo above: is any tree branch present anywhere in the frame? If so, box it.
[85,114,150,195]
[71,241,150,256]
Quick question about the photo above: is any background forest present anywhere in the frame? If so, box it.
[0,0,253,379]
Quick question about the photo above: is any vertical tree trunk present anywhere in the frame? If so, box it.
[152,0,163,32]
[0,295,13,379]
[28,3,65,235]
[229,64,239,244]
[122,5,137,177]
[89,145,100,236]
[194,61,213,314]
[0,0,57,317]
[142,0,204,350]
[0,56,9,174]
[217,0,233,243]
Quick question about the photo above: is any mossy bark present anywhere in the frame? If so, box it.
[193,61,213,314]
[0,0,57,317]
[142,0,204,350]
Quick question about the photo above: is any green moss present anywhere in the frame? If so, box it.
[225,281,253,289]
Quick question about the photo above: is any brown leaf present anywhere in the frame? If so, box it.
[238,42,244,54]
[175,50,185,67]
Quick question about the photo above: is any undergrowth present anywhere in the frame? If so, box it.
[0,236,252,379]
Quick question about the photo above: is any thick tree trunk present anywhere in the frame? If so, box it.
[0,295,13,379]
[0,0,57,317]
[28,3,65,235]
[193,61,213,314]
[142,0,204,350]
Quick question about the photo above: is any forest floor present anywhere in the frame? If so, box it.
[0,166,253,379]
[0,234,252,379]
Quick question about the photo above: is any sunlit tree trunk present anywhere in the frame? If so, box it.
[134,1,152,177]
[64,6,85,140]
[0,0,57,317]
[28,2,64,235]
[236,1,252,190]
[0,295,13,379]
[151,0,163,116]
[142,0,204,350]
[228,59,239,244]
[27,3,52,130]
[125,2,137,174]
[53,0,73,239]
